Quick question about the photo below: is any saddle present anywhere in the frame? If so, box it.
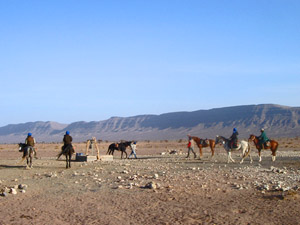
[228,141,239,149]
[201,139,209,145]
[62,144,74,154]
[262,141,271,149]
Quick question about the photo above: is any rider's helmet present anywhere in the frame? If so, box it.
[66,131,70,135]
[28,133,32,136]
[260,128,264,132]
[233,128,237,133]
[133,141,137,144]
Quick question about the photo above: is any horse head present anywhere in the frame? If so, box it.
[215,135,224,145]
[18,143,27,151]
[249,134,256,141]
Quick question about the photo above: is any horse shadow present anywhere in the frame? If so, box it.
[0,164,25,169]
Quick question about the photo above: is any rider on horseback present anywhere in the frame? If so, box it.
[25,133,38,159]
[62,131,73,153]
[229,128,239,148]
[258,128,270,149]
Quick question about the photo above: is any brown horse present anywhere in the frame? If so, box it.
[248,134,279,162]
[191,136,216,159]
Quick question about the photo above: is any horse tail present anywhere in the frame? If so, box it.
[18,157,26,164]
[247,139,251,154]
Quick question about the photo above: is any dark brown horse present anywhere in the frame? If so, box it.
[57,144,75,168]
[106,141,132,159]
[191,136,216,159]
[248,134,279,162]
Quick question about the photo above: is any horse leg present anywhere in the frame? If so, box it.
[240,145,250,164]
[66,155,69,169]
[228,151,235,163]
[124,151,127,159]
[69,153,71,168]
[26,158,29,169]
[271,150,276,161]
[210,145,215,158]
[258,150,262,162]
[240,156,244,164]
[57,152,63,160]
[29,155,33,168]
[249,153,253,164]
[227,152,230,163]
[198,145,202,159]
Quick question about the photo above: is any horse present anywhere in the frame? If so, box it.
[248,134,279,162]
[57,144,75,168]
[190,136,216,159]
[107,141,132,159]
[106,143,119,155]
[215,136,252,164]
[18,143,35,169]
[118,141,132,159]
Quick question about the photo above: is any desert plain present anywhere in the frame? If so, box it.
[1,138,300,225]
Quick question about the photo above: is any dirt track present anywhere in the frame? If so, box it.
[1,141,300,225]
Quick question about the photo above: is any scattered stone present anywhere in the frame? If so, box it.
[18,184,28,190]
[169,150,177,155]
[1,192,8,197]
[10,188,17,195]
[144,181,157,189]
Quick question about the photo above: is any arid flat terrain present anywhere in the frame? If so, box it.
[1,138,300,225]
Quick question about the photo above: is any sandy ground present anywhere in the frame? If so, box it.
[1,139,300,225]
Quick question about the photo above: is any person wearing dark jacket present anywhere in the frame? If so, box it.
[229,128,239,148]
[57,131,74,160]
[63,131,73,151]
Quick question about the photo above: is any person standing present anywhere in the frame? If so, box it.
[129,141,138,159]
[186,135,196,158]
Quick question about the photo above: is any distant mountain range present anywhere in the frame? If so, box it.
[1,104,300,143]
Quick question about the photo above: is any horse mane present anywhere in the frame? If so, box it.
[191,136,201,144]
[120,141,132,147]
[218,136,229,141]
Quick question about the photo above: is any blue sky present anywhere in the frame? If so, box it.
[1,0,300,126]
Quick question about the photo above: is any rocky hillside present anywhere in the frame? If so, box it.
[1,104,300,143]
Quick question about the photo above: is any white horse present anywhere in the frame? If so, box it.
[215,135,252,164]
